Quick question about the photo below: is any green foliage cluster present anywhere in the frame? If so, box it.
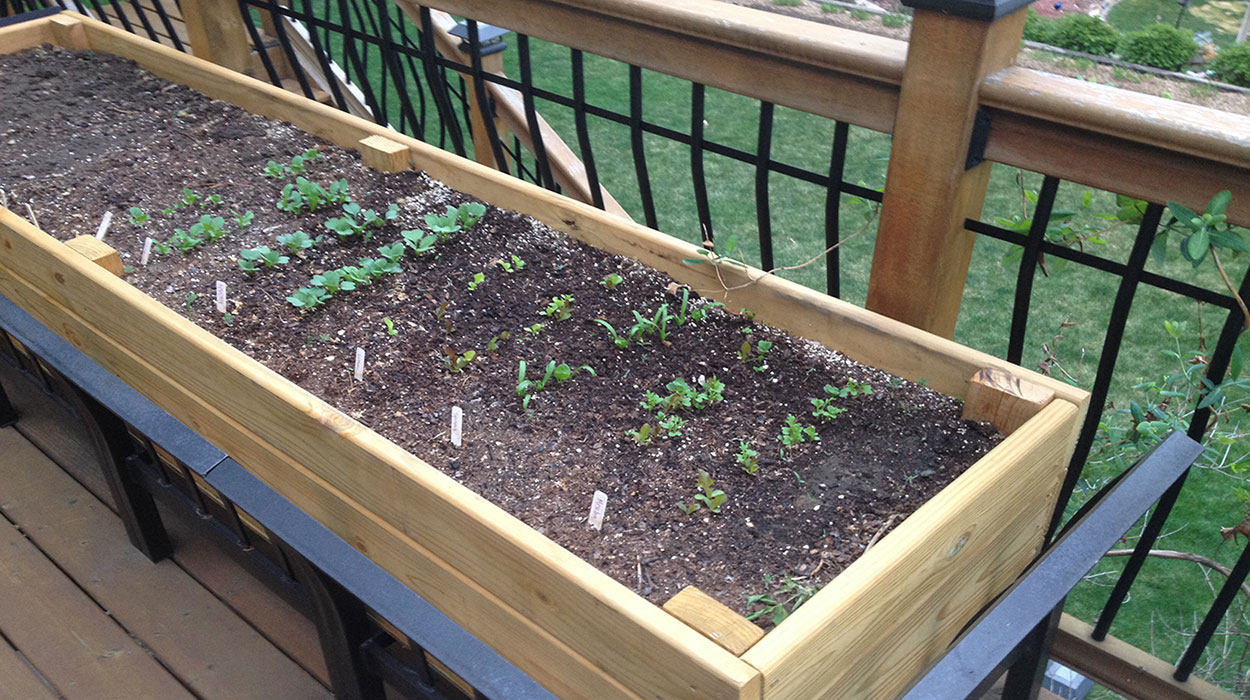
[746,574,821,625]
[1117,24,1198,70]
[1050,14,1120,55]
[1210,43,1250,87]
[880,13,908,28]
[515,359,595,409]
[678,469,727,514]
[632,376,726,442]
[277,177,350,214]
[286,241,405,309]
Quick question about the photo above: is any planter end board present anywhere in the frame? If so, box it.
[0,15,1088,700]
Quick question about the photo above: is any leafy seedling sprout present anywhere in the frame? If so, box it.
[540,294,575,322]
[737,440,760,475]
[678,469,726,514]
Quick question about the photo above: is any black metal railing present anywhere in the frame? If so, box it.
[4,0,1248,694]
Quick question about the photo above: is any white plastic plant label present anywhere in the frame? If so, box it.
[95,210,112,240]
[215,280,227,313]
[588,490,608,530]
[141,237,154,265]
[354,347,365,381]
[450,406,463,447]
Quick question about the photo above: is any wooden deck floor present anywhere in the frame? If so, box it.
[0,426,333,699]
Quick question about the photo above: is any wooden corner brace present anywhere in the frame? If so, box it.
[961,367,1055,435]
[663,586,764,656]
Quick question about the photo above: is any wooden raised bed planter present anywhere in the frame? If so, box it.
[0,13,1089,700]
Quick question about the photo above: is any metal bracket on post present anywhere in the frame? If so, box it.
[964,108,992,171]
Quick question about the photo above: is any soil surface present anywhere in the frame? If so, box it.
[0,46,1004,622]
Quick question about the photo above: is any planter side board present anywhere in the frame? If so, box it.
[0,15,1089,700]
[744,399,1078,699]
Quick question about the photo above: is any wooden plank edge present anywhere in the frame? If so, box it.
[961,366,1056,435]
[743,400,1079,700]
[0,14,55,52]
[0,261,641,700]
[663,586,766,657]
[1053,613,1240,700]
[65,12,1082,411]
[64,234,125,277]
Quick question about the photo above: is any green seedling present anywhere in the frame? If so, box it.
[626,423,653,444]
[287,286,331,310]
[233,210,255,229]
[496,254,526,273]
[358,256,401,279]
[515,359,595,409]
[378,242,405,264]
[678,469,726,514]
[689,300,724,323]
[739,339,773,371]
[180,187,200,209]
[525,323,545,338]
[237,246,289,272]
[311,269,356,294]
[401,229,438,255]
[441,348,477,373]
[167,228,204,253]
[485,331,511,353]
[128,206,149,226]
[279,177,349,214]
[201,194,224,207]
[778,414,819,458]
[601,273,623,289]
[276,230,319,254]
[222,312,235,326]
[594,319,632,350]
[384,317,397,336]
[540,294,575,322]
[468,272,486,291]
[456,201,486,229]
[263,148,320,178]
[424,206,462,240]
[737,439,760,475]
[746,574,821,626]
[183,291,199,310]
[656,412,687,438]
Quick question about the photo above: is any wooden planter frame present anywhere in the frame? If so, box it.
[0,13,1088,700]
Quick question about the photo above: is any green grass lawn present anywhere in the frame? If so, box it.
[1106,0,1245,46]
[301,8,1250,688]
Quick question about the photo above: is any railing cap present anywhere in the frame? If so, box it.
[899,0,1033,21]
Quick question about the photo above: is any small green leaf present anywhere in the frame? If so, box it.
[1208,190,1232,217]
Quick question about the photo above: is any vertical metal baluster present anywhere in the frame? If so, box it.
[333,0,385,124]
[417,6,465,156]
[570,48,604,210]
[106,0,137,33]
[629,65,657,230]
[373,0,419,132]
[237,0,283,87]
[466,19,510,175]
[146,0,185,52]
[298,0,350,112]
[755,101,775,271]
[125,0,163,44]
[516,34,556,191]
[1175,540,1250,680]
[268,0,317,98]
[824,121,850,298]
[1006,175,1061,365]
[690,82,713,243]
[1094,260,1250,639]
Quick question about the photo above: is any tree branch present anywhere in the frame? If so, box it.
[1104,548,1250,599]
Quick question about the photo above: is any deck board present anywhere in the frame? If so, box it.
[0,629,59,700]
[0,427,332,700]
[0,517,194,698]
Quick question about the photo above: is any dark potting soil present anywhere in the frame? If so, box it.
[0,46,1003,623]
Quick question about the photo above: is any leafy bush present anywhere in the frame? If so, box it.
[1047,14,1119,56]
[881,12,907,27]
[1023,9,1056,44]
[1118,24,1197,70]
[1210,43,1250,87]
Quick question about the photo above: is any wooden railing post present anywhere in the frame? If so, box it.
[180,0,255,75]
[865,0,1029,338]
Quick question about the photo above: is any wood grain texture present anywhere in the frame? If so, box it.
[961,367,1055,435]
[359,135,410,173]
[743,400,1079,700]
[985,111,1250,230]
[65,234,125,277]
[0,513,195,699]
[178,0,253,74]
[48,14,88,50]
[0,17,54,53]
[0,630,57,700]
[663,587,765,656]
[1053,614,1238,700]
[407,0,901,132]
[0,429,332,699]
[865,9,1025,338]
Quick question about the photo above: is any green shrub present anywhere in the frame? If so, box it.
[1023,8,1056,44]
[772,0,803,5]
[850,8,873,19]
[881,12,908,27]
[1210,43,1250,87]
[820,1,841,11]
[1048,14,1119,56]
[1118,24,1197,70]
